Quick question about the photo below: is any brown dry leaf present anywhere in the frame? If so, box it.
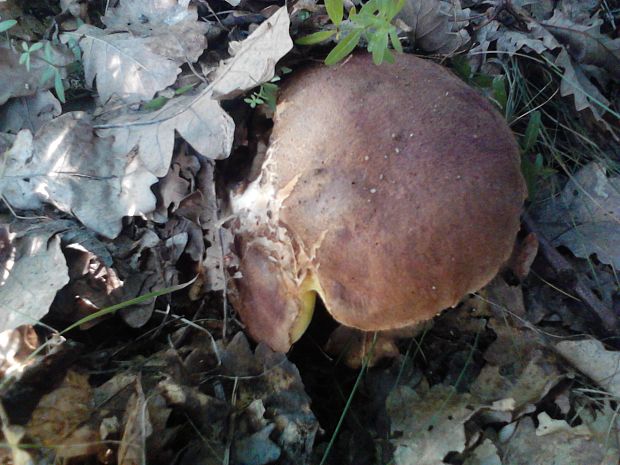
[0,91,62,133]
[0,113,158,238]
[118,377,152,465]
[0,227,69,332]
[398,0,471,55]
[0,325,39,377]
[0,42,73,105]
[25,370,102,460]
[498,415,619,465]
[65,0,208,103]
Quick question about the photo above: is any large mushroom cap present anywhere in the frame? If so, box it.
[228,53,526,352]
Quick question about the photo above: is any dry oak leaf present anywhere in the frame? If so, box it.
[0,90,62,134]
[0,112,157,238]
[0,228,69,332]
[96,6,292,177]
[398,0,471,55]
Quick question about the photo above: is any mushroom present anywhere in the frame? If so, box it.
[227,53,526,352]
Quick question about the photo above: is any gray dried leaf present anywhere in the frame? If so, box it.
[398,0,471,55]
[0,113,158,238]
[0,91,62,134]
[532,162,620,268]
[211,7,294,99]
[556,339,620,398]
[0,228,69,332]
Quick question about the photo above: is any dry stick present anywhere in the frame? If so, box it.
[523,212,619,335]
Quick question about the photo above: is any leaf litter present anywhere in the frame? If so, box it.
[0,0,619,464]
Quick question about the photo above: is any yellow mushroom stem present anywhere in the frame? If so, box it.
[289,272,323,343]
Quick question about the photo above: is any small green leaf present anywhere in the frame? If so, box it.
[296,30,337,45]
[174,84,195,95]
[325,30,362,65]
[325,0,344,26]
[29,42,43,52]
[369,32,388,64]
[492,75,507,111]
[54,70,65,102]
[521,110,541,153]
[0,19,17,33]
[389,29,402,53]
[143,95,169,111]
[40,65,55,84]
[18,53,27,65]
[21,41,28,51]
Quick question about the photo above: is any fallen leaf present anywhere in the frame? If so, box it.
[398,0,471,55]
[0,227,69,332]
[0,113,158,238]
[498,415,618,465]
[0,91,62,133]
[532,162,620,268]
[65,0,208,103]
[118,377,152,465]
[387,384,479,465]
[25,370,101,460]
[555,339,620,397]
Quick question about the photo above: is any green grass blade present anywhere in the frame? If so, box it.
[296,30,337,45]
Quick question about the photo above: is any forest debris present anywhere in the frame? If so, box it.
[68,0,209,103]
[387,384,479,465]
[0,113,158,238]
[0,325,38,377]
[497,415,619,465]
[555,339,620,398]
[398,0,471,55]
[0,42,73,105]
[25,370,100,460]
[533,163,620,269]
[0,226,68,332]
[0,91,61,133]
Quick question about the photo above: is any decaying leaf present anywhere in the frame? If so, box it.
[398,0,470,55]
[220,333,319,465]
[25,370,101,460]
[533,162,620,268]
[66,0,209,103]
[0,91,62,133]
[387,384,479,465]
[118,377,152,465]
[0,325,39,377]
[498,415,619,465]
[555,339,620,398]
[0,227,69,332]
[211,7,294,99]
[98,6,292,177]
[0,113,158,238]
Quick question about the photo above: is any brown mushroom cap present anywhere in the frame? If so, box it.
[228,53,526,352]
